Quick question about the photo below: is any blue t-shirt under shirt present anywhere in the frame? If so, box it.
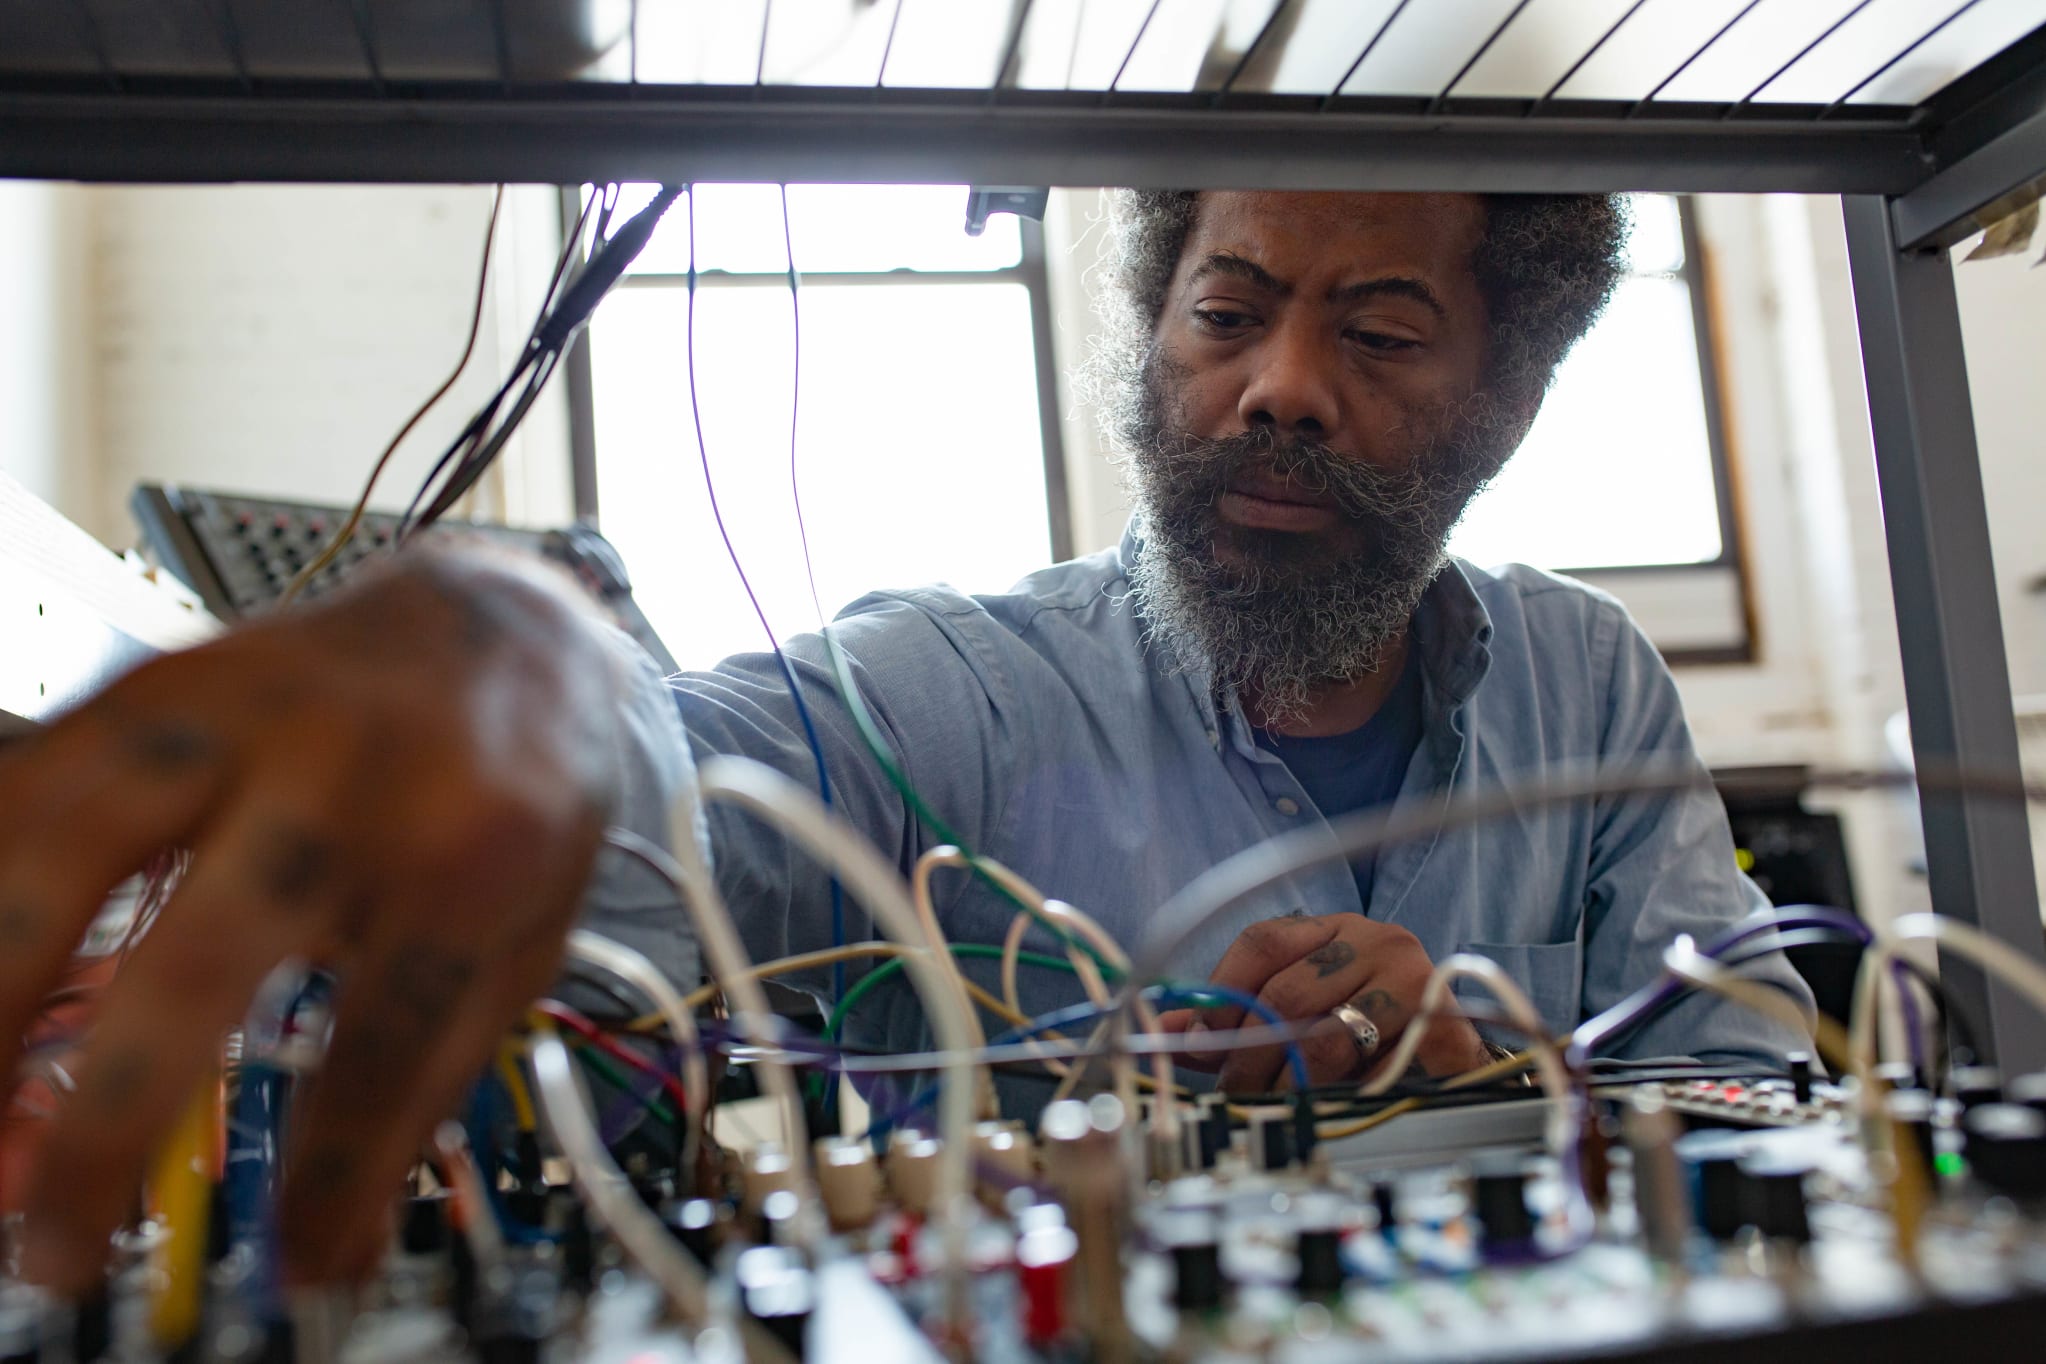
[1252,651,1425,909]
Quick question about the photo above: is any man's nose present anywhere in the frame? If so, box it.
[1236,319,1340,441]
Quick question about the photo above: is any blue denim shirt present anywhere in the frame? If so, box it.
[589,531,1812,1076]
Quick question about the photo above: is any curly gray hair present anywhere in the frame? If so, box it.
[1087,190,1630,441]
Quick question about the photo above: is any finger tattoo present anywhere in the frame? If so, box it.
[123,720,219,774]
[1355,988,1398,1021]
[1304,939,1355,979]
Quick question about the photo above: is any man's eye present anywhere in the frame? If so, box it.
[1193,308,1255,331]
[1350,330,1419,353]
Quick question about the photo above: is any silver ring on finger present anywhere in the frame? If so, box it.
[1330,1000,1380,1072]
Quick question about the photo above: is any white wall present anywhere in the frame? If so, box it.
[0,181,96,534]
[0,182,572,549]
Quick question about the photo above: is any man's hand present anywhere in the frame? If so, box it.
[1156,912,1486,1093]
[0,547,624,1292]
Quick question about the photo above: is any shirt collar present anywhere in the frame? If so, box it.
[1115,524,1496,728]
[1414,558,1494,710]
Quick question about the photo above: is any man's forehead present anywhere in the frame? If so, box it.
[1180,191,1486,290]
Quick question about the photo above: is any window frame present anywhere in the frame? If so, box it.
[562,190,1074,563]
[1553,196,1756,666]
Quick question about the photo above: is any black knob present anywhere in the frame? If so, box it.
[448,1234,479,1331]
[258,1319,295,1364]
[475,1335,543,1364]
[1472,1168,1534,1248]
[1964,1103,2046,1200]
[1786,1051,1814,1105]
[1256,1116,1294,1172]
[1295,1228,1345,1297]
[1696,1157,1745,1241]
[1291,1094,1319,1164]
[506,1181,547,1228]
[551,1189,594,1293]
[663,1197,719,1266]
[207,1180,233,1263]
[631,1173,672,1211]
[1171,1241,1223,1312]
[1953,1065,2004,1109]
[1743,1168,1811,1243]
[71,1291,110,1364]
[402,1193,451,1255]
[1371,1183,1398,1235]
[1196,1105,1231,1169]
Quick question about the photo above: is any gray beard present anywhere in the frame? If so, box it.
[1119,353,1514,728]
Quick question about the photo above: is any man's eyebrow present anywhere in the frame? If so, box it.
[1329,275,1447,319]
[1186,252,1288,295]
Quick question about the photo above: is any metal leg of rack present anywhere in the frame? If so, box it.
[1842,194,2046,1076]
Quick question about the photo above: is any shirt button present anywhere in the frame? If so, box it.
[1274,797,1300,816]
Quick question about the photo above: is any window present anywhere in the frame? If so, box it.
[579,184,1065,672]
[1448,194,1750,661]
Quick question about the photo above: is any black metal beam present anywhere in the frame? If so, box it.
[1894,106,2046,248]
[1841,195,2046,1075]
[0,87,1932,191]
[1891,22,2046,248]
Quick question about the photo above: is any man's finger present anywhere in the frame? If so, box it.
[0,713,229,1120]
[1211,1031,1291,1095]
[278,935,558,1284]
[18,808,318,1294]
[281,996,511,1282]
[1289,1015,1379,1089]
[1241,920,1379,1023]
[1195,914,1341,1032]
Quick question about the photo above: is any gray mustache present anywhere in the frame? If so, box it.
[1152,430,1439,524]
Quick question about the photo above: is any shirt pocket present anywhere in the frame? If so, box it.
[1455,940,1584,1039]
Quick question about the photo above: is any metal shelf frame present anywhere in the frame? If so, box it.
[7,1,2046,1069]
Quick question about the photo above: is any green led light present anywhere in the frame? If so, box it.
[1935,1151,1967,1179]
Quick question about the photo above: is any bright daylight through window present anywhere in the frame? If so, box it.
[587,183,1052,672]
[1450,193,1727,573]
